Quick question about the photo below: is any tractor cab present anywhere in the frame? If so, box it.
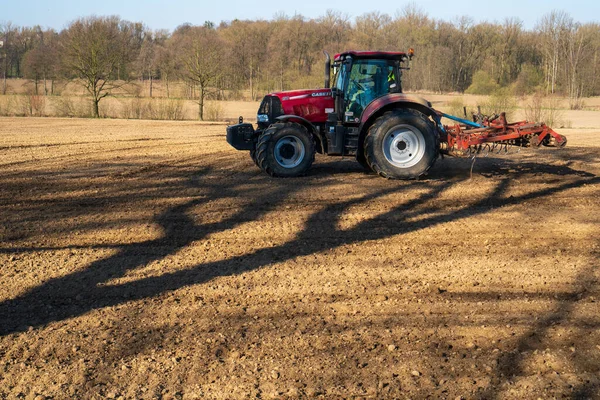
[331,51,413,123]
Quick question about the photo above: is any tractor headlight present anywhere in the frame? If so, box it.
[257,114,269,123]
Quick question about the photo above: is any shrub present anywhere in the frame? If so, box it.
[100,100,117,118]
[512,64,543,95]
[53,96,94,118]
[524,93,565,128]
[569,97,585,111]
[446,97,467,118]
[119,97,186,120]
[152,98,184,120]
[29,95,46,116]
[478,88,518,120]
[226,88,245,101]
[204,101,224,121]
[53,96,76,117]
[16,95,33,116]
[0,96,16,116]
[466,70,499,95]
[121,97,147,119]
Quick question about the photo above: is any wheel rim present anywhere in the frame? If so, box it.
[382,124,426,168]
[274,135,305,168]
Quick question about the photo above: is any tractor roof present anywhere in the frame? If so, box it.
[334,51,409,61]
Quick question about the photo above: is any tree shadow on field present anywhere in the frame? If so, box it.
[486,264,600,399]
[0,153,599,397]
[0,163,312,333]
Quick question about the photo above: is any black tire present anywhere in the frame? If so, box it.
[356,153,373,172]
[255,122,315,177]
[365,109,439,179]
[250,149,260,167]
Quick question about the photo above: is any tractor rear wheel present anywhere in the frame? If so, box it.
[256,123,315,177]
[365,110,439,179]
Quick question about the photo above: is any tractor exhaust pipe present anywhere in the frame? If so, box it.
[323,51,331,88]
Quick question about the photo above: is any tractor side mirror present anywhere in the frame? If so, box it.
[405,48,414,70]
[401,49,414,71]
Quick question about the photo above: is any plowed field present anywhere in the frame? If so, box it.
[1,117,599,399]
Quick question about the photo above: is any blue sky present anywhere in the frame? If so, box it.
[1,0,598,31]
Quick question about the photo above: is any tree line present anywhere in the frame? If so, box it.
[1,7,599,118]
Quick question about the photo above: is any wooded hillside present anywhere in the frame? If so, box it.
[1,7,599,117]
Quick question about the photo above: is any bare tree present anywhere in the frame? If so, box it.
[495,18,524,86]
[176,26,224,120]
[579,24,600,98]
[136,31,157,97]
[222,20,272,100]
[154,41,177,98]
[563,22,595,109]
[537,11,571,94]
[23,28,59,95]
[61,16,138,117]
[354,12,392,50]
[0,23,18,94]
[317,9,351,53]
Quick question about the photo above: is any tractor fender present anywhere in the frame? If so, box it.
[356,94,439,159]
[275,115,325,153]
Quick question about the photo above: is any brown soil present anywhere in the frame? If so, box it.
[0,117,599,399]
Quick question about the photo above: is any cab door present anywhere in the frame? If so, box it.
[343,59,398,123]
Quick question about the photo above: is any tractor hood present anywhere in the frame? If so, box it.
[272,88,333,101]
[270,88,335,124]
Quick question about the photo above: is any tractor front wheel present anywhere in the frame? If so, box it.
[356,153,373,172]
[365,110,439,179]
[255,123,315,177]
[250,149,260,167]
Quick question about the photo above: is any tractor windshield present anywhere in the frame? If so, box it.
[345,59,397,119]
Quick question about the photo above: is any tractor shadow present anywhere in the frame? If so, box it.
[311,147,597,182]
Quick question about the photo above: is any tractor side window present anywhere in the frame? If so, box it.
[345,60,396,119]
[333,63,345,92]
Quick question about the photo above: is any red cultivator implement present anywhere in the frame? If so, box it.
[436,111,567,158]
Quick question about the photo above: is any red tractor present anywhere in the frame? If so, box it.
[226,50,566,179]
